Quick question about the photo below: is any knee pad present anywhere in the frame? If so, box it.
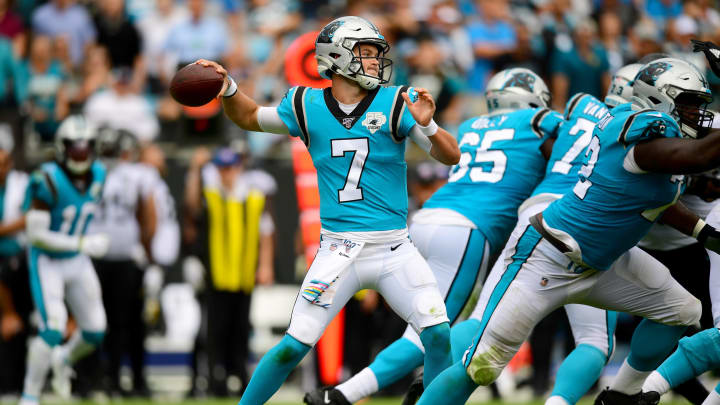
[81,330,105,346]
[39,329,63,347]
[287,313,324,346]
[412,290,448,332]
[465,345,506,386]
[678,297,702,327]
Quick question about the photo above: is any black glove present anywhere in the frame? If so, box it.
[691,39,720,78]
[697,222,720,254]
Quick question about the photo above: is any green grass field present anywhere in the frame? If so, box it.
[28,399,689,405]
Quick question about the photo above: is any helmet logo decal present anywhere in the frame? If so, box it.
[317,20,345,43]
[636,61,672,85]
[502,72,535,92]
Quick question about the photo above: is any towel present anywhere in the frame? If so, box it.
[301,238,365,307]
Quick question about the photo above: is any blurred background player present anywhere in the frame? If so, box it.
[19,115,110,405]
[85,126,157,397]
[306,67,562,405]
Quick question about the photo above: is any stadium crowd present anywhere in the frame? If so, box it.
[0,0,719,402]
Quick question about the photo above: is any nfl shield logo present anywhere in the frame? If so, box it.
[342,118,354,129]
[329,243,337,251]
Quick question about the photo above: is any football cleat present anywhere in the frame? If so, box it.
[50,347,74,399]
[401,373,424,405]
[594,387,642,405]
[638,391,661,405]
[303,386,351,405]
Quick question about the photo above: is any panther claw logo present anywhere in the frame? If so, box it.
[637,62,672,85]
[502,72,535,92]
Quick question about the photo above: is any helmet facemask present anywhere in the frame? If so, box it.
[339,39,392,89]
[672,89,714,138]
[63,138,95,174]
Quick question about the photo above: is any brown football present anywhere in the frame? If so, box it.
[169,63,224,107]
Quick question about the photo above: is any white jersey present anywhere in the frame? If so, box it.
[639,194,720,251]
[151,173,180,266]
[88,161,159,260]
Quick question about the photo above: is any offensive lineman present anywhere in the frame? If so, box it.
[305,67,563,405]
[196,16,461,404]
[20,116,110,405]
[417,57,720,404]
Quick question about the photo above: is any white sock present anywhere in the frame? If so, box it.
[22,337,53,398]
[546,395,571,405]
[642,371,671,396]
[610,359,652,395]
[336,367,379,403]
[63,331,96,364]
[702,390,720,405]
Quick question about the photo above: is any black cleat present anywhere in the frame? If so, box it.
[638,391,661,405]
[401,373,424,405]
[595,387,643,405]
[303,386,351,405]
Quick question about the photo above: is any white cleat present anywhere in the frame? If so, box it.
[18,394,39,405]
[50,348,74,399]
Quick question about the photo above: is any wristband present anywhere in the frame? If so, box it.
[418,119,438,137]
[223,77,238,98]
[693,218,708,240]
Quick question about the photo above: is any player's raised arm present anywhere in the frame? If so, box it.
[403,88,460,165]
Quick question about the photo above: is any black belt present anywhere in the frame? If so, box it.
[529,212,571,254]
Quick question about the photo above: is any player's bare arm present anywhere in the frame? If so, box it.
[195,59,264,132]
[403,88,460,165]
[633,130,720,174]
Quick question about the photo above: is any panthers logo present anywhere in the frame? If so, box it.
[502,72,535,92]
[636,62,672,85]
[317,20,345,44]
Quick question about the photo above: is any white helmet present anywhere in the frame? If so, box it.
[315,16,392,90]
[605,63,643,108]
[485,68,551,114]
[632,58,714,138]
[55,115,97,174]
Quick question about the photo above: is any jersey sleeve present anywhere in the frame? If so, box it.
[397,87,419,139]
[28,169,55,206]
[564,93,590,119]
[619,111,681,146]
[276,86,308,144]
[531,108,563,139]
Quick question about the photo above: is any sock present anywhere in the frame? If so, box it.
[238,334,310,404]
[336,368,380,403]
[642,371,671,395]
[416,362,477,405]
[673,377,710,405]
[337,337,423,402]
[22,337,53,399]
[420,322,452,388]
[546,395,571,405]
[610,359,651,395]
[628,320,687,371]
[703,390,720,405]
[450,319,481,362]
[550,344,607,404]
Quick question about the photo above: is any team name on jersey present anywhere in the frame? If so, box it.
[583,101,609,120]
[471,115,508,130]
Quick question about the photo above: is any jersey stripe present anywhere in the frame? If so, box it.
[292,86,310,146]
[41,171,58,203]
[390,85,409,142]
[617,109,651,145]
[565,92,589,118]
[531,108,551,138]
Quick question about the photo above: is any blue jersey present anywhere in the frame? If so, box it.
[28,161,106,258]
[277,85,417,233]
[423,108,562,251]
[542,103,684,270]
[533,93,608,196]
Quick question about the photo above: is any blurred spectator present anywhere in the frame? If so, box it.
[93,0,144,91]
[551,18,610,110]
[408,161,448,216]
[465,0,516,92]
[666,14,707,70]
[73,45,111,105]
[538,0,578,78]
[135,0,187,95]
[164,0,230,67]
[184,146,275,396]
[598,11,628,73]
[31,0,96,68]
[628,18,664,60]
[14,35,69,142]
[592,0,638,32]
[424,0,474,75]
[0,36,14,105]
[494,17,546,80]
[687,0,720,42]
[0,0,25,57]
[84,67,159,142]
[644,0,682,27]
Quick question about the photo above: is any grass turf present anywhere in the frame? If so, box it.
[48,399,689,405]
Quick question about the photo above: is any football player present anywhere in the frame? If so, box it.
[305,67,562,405]
[417,57,720,405]
[19,115,110,405]
[196,15,461,404]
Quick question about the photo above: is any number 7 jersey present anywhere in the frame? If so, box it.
[277,85,418,233]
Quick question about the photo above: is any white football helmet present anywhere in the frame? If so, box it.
[55,115,97,174]
[485,68,551,114]
[605,63,643,108]
[632,57,714,138]
[315,16,392,90]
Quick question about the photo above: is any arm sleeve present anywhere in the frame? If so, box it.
[275,86,306,141]
[257,106,290,135]
[398,87,419,139]
[26,209,80,252]
[409,126,432,153]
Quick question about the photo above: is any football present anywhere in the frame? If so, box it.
[169,63,224,107]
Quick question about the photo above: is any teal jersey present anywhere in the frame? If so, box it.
[542,103,684,270]
[277,85,417,232]
[28,161,106,258]
[423,108,562,251]
[533,93,609,196]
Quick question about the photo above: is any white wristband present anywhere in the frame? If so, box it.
[418,119,439,137]
[223,77,238,98]
[693,218,707,239]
